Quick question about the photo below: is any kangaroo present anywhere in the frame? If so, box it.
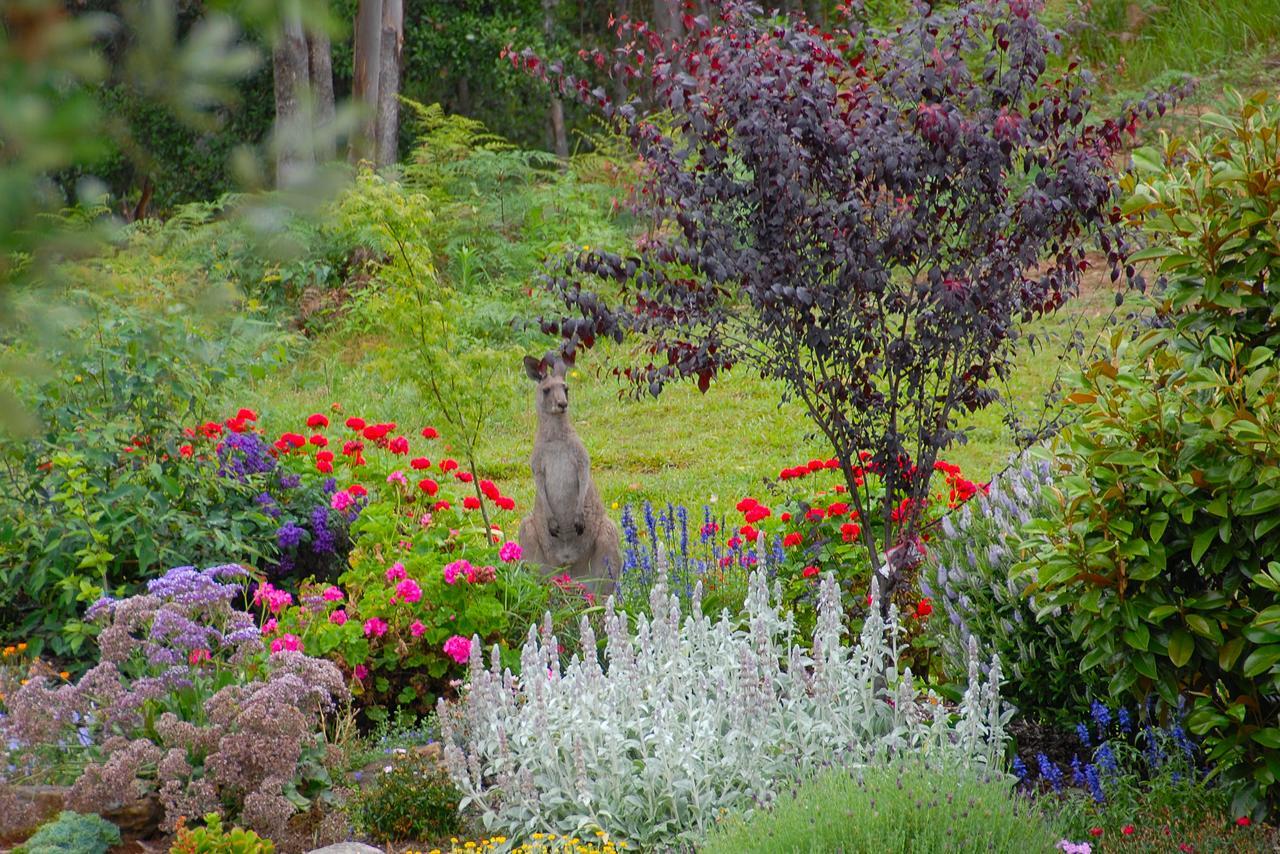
[518,353,621,598]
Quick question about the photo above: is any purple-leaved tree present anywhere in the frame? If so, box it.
[509,0,1183,606]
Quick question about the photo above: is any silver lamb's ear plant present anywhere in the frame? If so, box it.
[439,549,1008,850]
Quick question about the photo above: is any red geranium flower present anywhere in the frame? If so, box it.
[1089,828,1103,837]
[307,413,329,428]
[802,565,819,578]
[432,500,451,511]
[726,536,742,549]
[200,421,223,437]
[782,532,803,548]
[317,450,335,463]
[735,497,759,513]
[421,426,439,439]
[915,598,933,618]
[317,460,333,472]
[418,478,439,496]
[179,444,194,458]
[283,433,306,448]
[348,484,368,498]
[495,496,515,511]
[236,408,257,422]
[342,440,364,457]
[480,479,501,500]
[840,522,861,543]
[225,417,248,433]
[463,496,481,510]
[456,471,474,483]
[1236,817,1252,827]
[827,502,849,516]
[744,506,771,523]
[440,458,459,472]
[805,507,824,522]
[739,524,759,542]
[388,436,409,455]
[780,512,792,522]
[411,457,431,469]
[345,417,366,430]
[309,434,328,447]
[183,427,196,438]
[1122,825,1135,836]
[807,459,824,472]
[824,457,839,469]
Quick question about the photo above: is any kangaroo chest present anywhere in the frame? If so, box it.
[537,440,585,514]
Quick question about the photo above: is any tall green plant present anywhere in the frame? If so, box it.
[1021,90,1280,816]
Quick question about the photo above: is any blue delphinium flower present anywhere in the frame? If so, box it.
[1090,699,1112,737]
[1070,756,1085,786]
[1171,724,1196,761]
[311,505,336,554]
[1095,743,1119,779]
[1084,764,1105,803]
[1012,755,1028,782]
[1118,706,1133,734]
[1076,721,1091,748]
[1036,754,1064,792]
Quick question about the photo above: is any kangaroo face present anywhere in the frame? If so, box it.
[524,354,571,416]
[538,375,570,416]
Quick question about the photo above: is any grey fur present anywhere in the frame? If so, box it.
[517,353,621,597]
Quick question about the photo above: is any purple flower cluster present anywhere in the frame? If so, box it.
[311,504,337,554]
[216,432,277,481]
[276,521,307,550]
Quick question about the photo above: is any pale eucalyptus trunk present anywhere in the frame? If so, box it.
[349,0,383,164]
[374,0,403,168]
[272,1,314,188]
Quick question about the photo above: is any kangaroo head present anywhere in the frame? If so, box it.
[524,354,570,417]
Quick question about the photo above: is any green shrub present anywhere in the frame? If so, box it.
[1021,90,1280,815]
[14,811,120,854]
[349,749,465,843]
[701,761,1058,854]
[170,813,275,854]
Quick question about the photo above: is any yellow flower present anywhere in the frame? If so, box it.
[611,501,619,510]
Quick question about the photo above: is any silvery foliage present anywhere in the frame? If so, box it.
[440,567,1009,849]
[924,454,1098,714]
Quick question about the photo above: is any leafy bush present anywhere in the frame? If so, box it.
[1,564,349,847]
[170,813,275,854]
[0,291,283,662]
[13,811,120,854]
[349,748,466,843]
[925,456,1102,720]
[702,760,1058,854]
[519,0,1176,607]
[1020,91,1280,815]
[440,569,1009,849]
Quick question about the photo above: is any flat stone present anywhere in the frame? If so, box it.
[307,844,385,854]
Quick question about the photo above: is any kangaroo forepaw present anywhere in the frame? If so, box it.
[574,513,585,536]
[548,521,560,538]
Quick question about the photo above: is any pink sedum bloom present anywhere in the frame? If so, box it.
[443,634,471,664]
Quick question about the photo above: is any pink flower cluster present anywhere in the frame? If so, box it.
[443,559,496,585]
[393,577,422,604]
[270,633,301,654]
[443,634,472,664]
[499,541,523,562]
[364,617,388,638]
[253,582,293,615]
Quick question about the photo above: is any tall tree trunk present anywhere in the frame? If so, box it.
[273,2,314,188]
[456,74,472,115]
[308,28,336,161]
[652,0,684,43]
[374,0,403,168]
[349,0,383,164]
[543,0,569,159]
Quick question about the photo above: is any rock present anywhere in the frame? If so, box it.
[306,844,385,854]
[0,785,161,842]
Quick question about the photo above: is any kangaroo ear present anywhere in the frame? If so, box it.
[523,355,545,381]
[550,358,568,379]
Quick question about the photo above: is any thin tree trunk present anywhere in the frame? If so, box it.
[374,0,403,168]
[273,2,314,188]
[349,0,383,164]
[308,28,336,161]
[457,74,472,115]
[543,0,569,159]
